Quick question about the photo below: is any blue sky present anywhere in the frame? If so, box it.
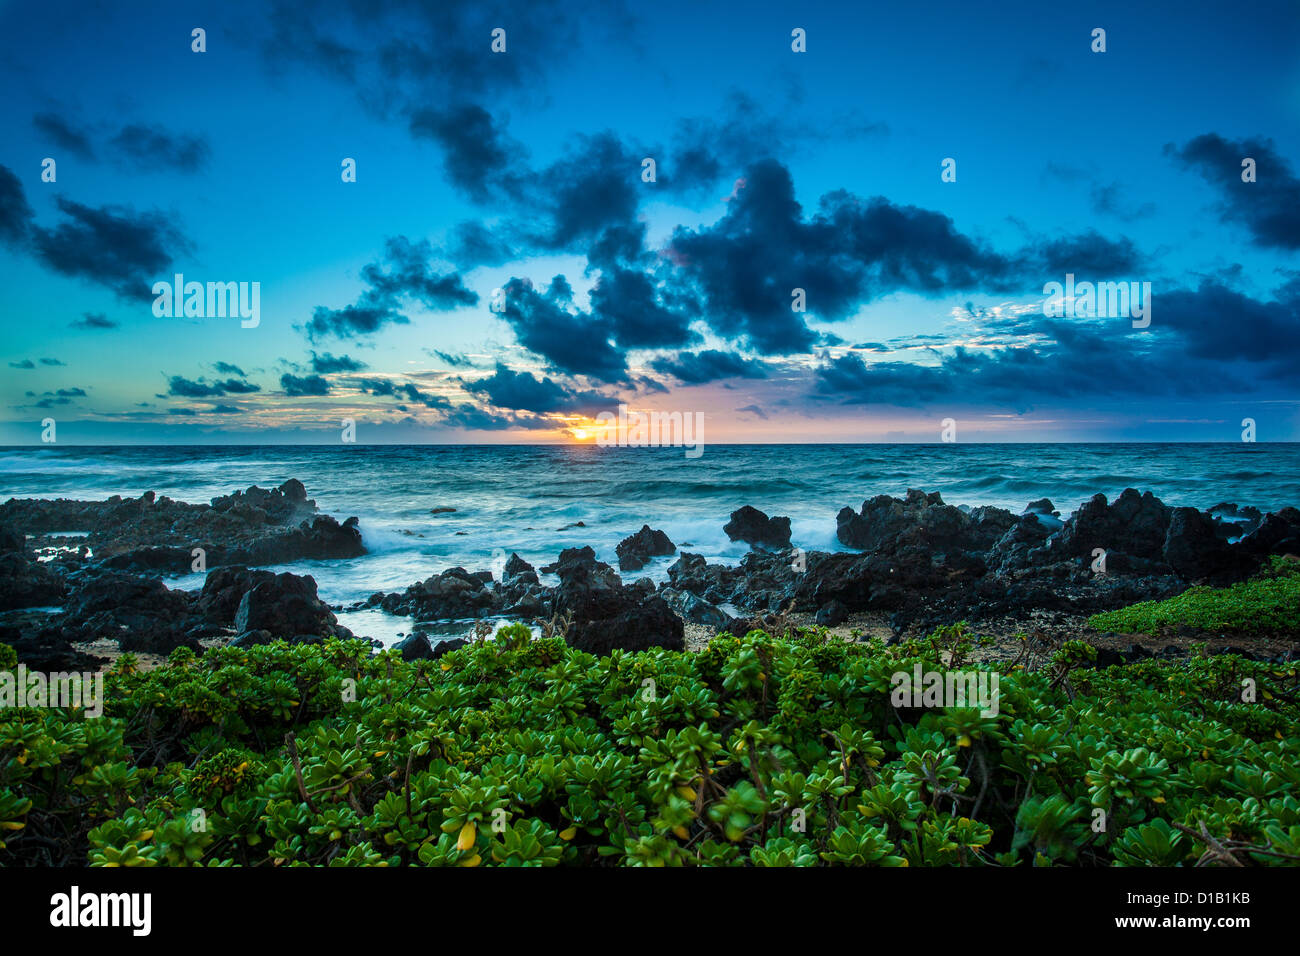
[1,0,1298,443]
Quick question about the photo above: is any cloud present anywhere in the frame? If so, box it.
[306,236,477,340]
[1168,133,1300,250]
[8,360,34,369]
[108,124,210,173]
[0,165,34,246]
[432,350,475,367]
[461,363,615,414]
[499,275,628,382]
[71,312,118,329]
[650,349,769,384]
[665,90,887,197]
[32,113,95,159]
[280,373,332,396]
[442,221,515,267]
[667,159,1017,354]
[212,361,246,376]
[166,376,261,398]
[409,104,521,202]
[30,197,191,302]
[737,404,768,419]
[811,275,1300,411]
[310,351,367,373]
[39,358,66,366]
[357,377,450,409]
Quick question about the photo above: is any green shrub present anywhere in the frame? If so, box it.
[1088,557,1300,635]
[0,629,1296,866]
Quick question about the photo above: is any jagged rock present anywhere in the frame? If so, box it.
[0,552,65,610]
[0,524,25,553]
[234,572,337,638]
[660,587,732,627]
[553,550,683,654]
[1237,508,1300,557]
[194,566,276,623]
[390,568,499,620]
[60,570,196,655]
[616,526,676,571]
[1049,489,1172,562]
[724,506,792,549]
[1164,507,1250,582]
[504,552,538,585]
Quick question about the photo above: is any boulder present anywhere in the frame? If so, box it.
[616,525,676,571]
[194,565,276,623]
[234,572,337,638]
[553,550,684,654]
[659,587,732,627]
[1163,507,1250,582]
[394,633,435,661]
[503,552,539,585]
[815,599,849,627]
[724,506,792,549]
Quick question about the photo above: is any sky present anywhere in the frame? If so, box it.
[1,0,1298,444]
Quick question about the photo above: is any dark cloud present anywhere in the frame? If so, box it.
[737,404,768,419]
[32,113,95,159]
[31,198,191,302]
[8,360,35,369]
[262,0,578,111]
[667,160,1016,353]
[499,276,628,382]
[357,377,450,409]
[1028,231,1146,277]
[432,350,475,367]
[108,124,210,173]
[307,303,405,340]
[443,220,515,267]
[649,349,769,384]
[1168,133,1300,250]
[0,165,34,246]
[588,266,697,350]
[307,236,477,341]
[167,376,261,398]
[811,276,1300,411]
[212,361,246,376]
[39,358,65,366]
[280,373,332,397]
[462,363,615,415]
[409,104,521,202]
[666,90,887,197]
[71,312,117,329]
[310,351,367,373]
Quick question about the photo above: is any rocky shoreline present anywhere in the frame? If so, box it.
[1,479,1297,672]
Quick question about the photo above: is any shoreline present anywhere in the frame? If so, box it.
[1,478,1297,674]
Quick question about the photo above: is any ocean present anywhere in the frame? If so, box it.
[2,443,1297,643]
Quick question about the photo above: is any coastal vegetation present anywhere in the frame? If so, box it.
[1089,557,1300,636]
[1,624,1297,867]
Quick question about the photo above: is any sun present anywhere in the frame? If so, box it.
[571,428,589,441]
